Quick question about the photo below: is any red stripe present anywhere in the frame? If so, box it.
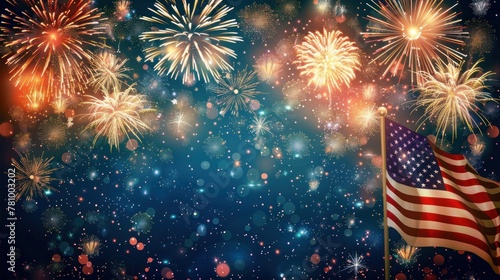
[388,213,500,267]
[432,149,500,191]
[387,195,499,237]
[430,142,465,161]
[387,179,499,220]
[441,173,500,205]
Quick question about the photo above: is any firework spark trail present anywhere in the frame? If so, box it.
[411,59,497,141]
[82,85,155,150]
[11,153,60,201]
[90,51,131,91]
[1,0,106,103]
[140,0,242,84]
[214,67,264,116]
[363,0,467,83]
[295,28,360,108]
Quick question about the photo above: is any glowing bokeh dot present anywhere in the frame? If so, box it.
[62,152,73,164]
[216,263,230,277]
[52,254,61,263]
[129,237,138,246]
[0,122,13,137]
[433,254,444,266]
[82,265,93,275]
[310,253,320,264]
[78,254,88,265]
[161,267,173,278]
[395,272,407,280]
[126,139,139,150]
[487,125,499,138]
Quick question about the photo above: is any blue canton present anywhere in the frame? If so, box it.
[385,119,445,190]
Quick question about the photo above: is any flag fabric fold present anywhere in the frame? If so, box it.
[384,118,500,274]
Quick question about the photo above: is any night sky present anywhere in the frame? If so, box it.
[1,0,500,279]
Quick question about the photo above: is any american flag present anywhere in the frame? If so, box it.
[384,119,500,274]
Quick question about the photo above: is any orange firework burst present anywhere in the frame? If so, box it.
[363,0,467,83]
[1,0,105,105]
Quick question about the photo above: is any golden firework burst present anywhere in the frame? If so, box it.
[11,153,60,201]
[363,0,467,83]
[140,0,242,84]
[411,59,496,140]
[295,29,360,107]
[82,85,156,150]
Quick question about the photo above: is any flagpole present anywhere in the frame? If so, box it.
[378,106,390,280]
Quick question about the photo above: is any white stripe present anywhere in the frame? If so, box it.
[388,219,500,274]
[387,174,498,212]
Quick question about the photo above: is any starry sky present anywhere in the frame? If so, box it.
[1,0,500,279]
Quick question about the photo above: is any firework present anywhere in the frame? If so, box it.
[9,106,25,122]
[285,132,311,158]
[81,235,101,257]
[308,179,320,191]
[82,85,155,150]
[203,135,227,158]
[353,103,379,134]
[393,240,420,266]
[90,51,131,91]
[470,141,486,157]
[213,67,264,116]
[22,200,38,213]
[11,153,59,201]
[295,29,360,107]
[275,37,296,61]
[323,132,347,157]
[51,98,69,114]
[38,117,68,148]
[316,0,331,14]
[168,109,193,135]
[334,3,348,17]
[131,212,153,235]
[1,0,105,103]
[470,0,490,16]
[13,133,32,153]
[85,211,101,224]
[363,0,467,83]
[340,252,367,277]
[159,148,173,162]
[466,18,496,56]
[313,104,335,122]
[360,83,378,101]
[249,116,272,138]
[42,207,67,233]
[49,261,66,273]
[26,90,45,112]
[238,3,278,41]
[411,59,496,141]
[358,51,379,80]
[115,0,131,21]
[282,79,308,109]
[140,0,242,84]
[254,54,283,84]
[276,0,300,20]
